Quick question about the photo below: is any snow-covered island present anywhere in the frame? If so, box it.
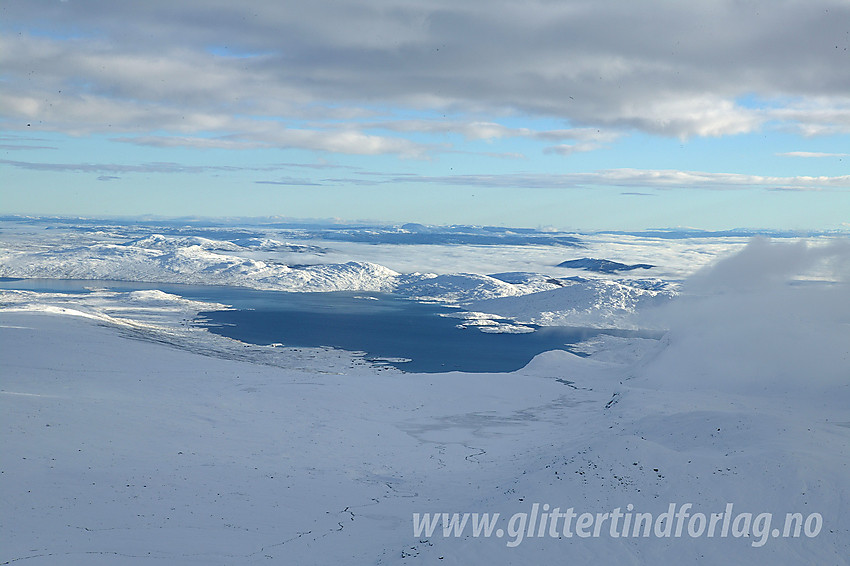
[2,219,848,564]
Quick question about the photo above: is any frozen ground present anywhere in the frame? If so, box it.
[1,221,849,564]
[0,218,743,329]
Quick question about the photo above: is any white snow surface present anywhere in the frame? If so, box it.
[0,242,399,293]
[2,289,848,563]
[0,288,231,330]
[0,225,684,325]
[470,277,674,328]
[1,230,849,564]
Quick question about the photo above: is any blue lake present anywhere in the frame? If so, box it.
[0,278,657,373]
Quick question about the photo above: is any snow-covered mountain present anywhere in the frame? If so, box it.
[2,234,848,564]
[0,229,676,328]
[3,219,849,564]
[0,239,398,292]
[469,277,675,328]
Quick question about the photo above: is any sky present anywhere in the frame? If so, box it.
[1,0,849,230]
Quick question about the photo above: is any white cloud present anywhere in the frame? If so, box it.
[685,237,850,293]
[117,128,428,157]
[0,159,244,175]
[768,98,850,136]
[542,142,606,156]
[608,96,764,139]
[367,120,616,143]
[0,34,423,156]
[394,169,850,191]
[2,0,849,147]
[638,237,850,394]
[777,151,849,158]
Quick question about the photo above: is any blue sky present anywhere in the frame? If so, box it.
[1,0,848,230]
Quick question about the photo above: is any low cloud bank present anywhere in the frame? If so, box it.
[637,237,850,395]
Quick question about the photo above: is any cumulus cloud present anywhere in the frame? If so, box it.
[769,98,850,136]
[1,0,849,148]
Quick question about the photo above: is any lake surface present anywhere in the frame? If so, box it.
[0,278,654,373]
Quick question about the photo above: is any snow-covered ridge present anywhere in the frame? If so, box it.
[126,234,243,251]
[469,277,676,328]
[0,287,232,331]
[125,234,326,253]
[3,235,849,564]
[0,226,678,328]
[0,242,399,293]
[0,227,675,332]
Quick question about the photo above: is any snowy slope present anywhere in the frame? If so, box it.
[0,231,675,320]
[1,235,848,565]
[2,288,847,564]
[469,277,675,328]
[0,242,400,293]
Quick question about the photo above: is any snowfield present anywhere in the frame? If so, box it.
[469,277,674,329]
[0,242,401,293]
[1,221,849,564]
[0,223,680,326]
